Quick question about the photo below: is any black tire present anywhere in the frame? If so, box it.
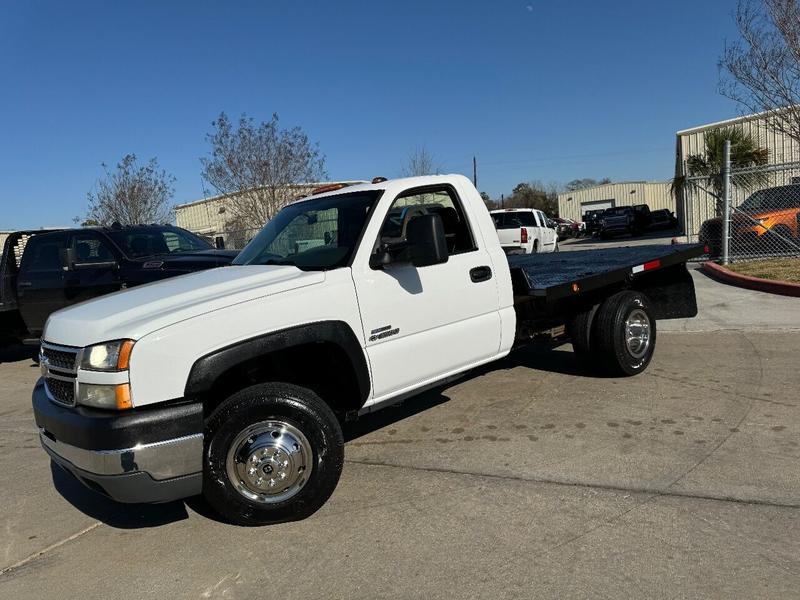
[203,382,344,526]
[567,304,598,357]
[593,291,656,377]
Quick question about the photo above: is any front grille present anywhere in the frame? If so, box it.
[45,377,75,406]
[41,344,79,372]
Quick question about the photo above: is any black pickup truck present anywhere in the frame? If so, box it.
[0,224,237,344]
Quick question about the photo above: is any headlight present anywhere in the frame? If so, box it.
[80,340,135,372]
[78,383,132,410]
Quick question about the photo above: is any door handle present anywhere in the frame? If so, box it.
[469,266,492,283]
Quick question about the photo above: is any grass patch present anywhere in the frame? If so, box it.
[726,258,800,283]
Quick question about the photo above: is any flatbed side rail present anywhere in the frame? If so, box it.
[509,244,706,302]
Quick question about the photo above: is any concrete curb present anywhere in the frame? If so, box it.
[701,261,800,298]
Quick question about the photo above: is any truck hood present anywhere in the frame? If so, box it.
[133,249,239,270]
[43,266,324,347]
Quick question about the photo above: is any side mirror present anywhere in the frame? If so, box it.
[406,214,448,268]
[369,248,393,269]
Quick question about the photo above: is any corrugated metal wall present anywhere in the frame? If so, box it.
[675,113,800,238]
[557,182,674,222]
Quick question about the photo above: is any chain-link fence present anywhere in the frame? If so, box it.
[682,157,800,264]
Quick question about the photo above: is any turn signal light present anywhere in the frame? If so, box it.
[115,384,132,410]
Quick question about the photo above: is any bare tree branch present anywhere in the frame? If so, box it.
[200,113,327,230]
[720,0,800,143]
[400,146,442,177]
[86,154,175,225]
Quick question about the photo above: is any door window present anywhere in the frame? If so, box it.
[72,234,116,265]
[375,186,476,260]
[19,234,67,274]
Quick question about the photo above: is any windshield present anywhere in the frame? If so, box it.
[739,187,800,212]
[233,191,381,270]
[108,227,212,259]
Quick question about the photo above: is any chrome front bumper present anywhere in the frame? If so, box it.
[39,429,203,480]
[33,378,204,503]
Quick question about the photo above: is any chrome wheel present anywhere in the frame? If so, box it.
[225,420,313,504]
[625,308,651,359]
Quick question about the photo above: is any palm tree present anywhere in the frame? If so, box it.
[673,127,769,214]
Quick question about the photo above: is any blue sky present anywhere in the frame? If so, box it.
[2,0,743,229]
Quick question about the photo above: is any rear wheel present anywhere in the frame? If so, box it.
[593,291,656,376]
[568,304,598,357]
[203,382,344,526]
[533,240,539,253]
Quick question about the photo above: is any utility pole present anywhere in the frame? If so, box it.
[501,194,504,209]
[473,156,477,188]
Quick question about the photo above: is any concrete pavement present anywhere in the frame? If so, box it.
[1,276,799,599]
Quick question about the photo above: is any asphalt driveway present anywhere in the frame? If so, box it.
[1,269,799,599]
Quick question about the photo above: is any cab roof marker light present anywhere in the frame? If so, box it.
[312,183,350,195]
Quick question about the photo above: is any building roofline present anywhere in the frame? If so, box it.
[676,106,795,136]
[556,180,670,198]
[175,181,367,209]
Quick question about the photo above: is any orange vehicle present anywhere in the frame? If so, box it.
[699,184,800,254]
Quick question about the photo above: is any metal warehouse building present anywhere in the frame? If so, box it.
[675,110,800,239]
[557,181,673,223]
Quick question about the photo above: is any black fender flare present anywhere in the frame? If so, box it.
[184,320,371,405]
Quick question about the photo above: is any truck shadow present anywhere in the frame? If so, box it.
[0,342,37,364]
[468,341,615,380]
[50,463,190,528]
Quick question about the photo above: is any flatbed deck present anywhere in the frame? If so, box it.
[507,243,705,301]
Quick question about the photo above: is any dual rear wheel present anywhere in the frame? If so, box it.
[568,290,656,376]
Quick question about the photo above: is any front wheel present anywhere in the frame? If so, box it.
[593,291,656,376]
[203,382,344,526]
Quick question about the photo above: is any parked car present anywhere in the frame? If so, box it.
[0,224,238,343]
[583,209,605,236]
[490,208,558,253]
[699,184,800,256]
[599,206,638,238]
[649,209,678,231]
[32,174,703,525]
[552,217,583,240]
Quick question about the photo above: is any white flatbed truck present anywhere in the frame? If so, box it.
[33,175,702,525]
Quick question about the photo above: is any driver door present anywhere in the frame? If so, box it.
[351,184,502,402]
